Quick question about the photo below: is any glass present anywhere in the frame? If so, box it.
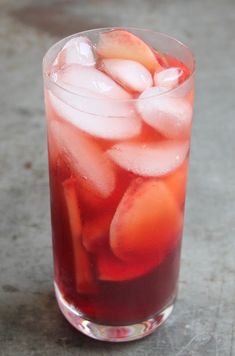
[43,27,195,342]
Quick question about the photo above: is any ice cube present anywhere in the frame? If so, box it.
[101,59,153,93]
[137,87,193,139]
[154,67,183,90]
[48,89,142,140]
[107,140,189,177]
[54,64,132,99]
[51,120,116,198]
[54,36,96,67]
[170,75,194,99]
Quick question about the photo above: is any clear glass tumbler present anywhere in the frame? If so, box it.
[43,27,195,342]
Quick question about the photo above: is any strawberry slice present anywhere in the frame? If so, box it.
[82,212,113,253]
[110,178,183,264]
[96,29,162,73]
[97,247,158,281]
[63,178,96,293]
[163,158,189,208]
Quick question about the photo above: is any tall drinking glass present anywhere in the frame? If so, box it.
[43,27,195,342]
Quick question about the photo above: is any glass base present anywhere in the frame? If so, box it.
[55,283,175,342]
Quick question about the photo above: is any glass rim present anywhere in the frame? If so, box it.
[43,26,196,102]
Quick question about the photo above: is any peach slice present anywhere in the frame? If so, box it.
[166,54,191,82]
[82,212,113,253]
[110,178,183,263]
[97,247,158,282]
[63,178,96,293]
[163,157,189,208]
[76,176,107,213]
[47,121,60,166]
[96,29,162,73]
[153,49,169,68]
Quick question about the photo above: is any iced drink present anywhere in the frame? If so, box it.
[43,28,195,342]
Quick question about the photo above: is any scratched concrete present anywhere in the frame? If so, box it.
[0,0,235,355]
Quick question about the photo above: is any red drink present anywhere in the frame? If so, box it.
[43,28,195,341]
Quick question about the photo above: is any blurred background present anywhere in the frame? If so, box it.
[0,0,234,355]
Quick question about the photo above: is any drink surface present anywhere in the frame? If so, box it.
[44,29,194,325]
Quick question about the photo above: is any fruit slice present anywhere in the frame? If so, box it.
[76,176,107,213]
[82,212,113,253]
[48,89,141,140]
[110,178,183,263]
[54,36,96,68]
[166,55,191,82]
[101,59,153,93]
[137,87,193,139]
[54,64,131,99]
[153,49,169,68]
[47,121,60,166]
[154,67,184,90]
[97,247,158,281]
[96,29,162,73]
[63,178,96,293]
[51,120,115,198]
[108,140,189,177]
[163,157,189,207]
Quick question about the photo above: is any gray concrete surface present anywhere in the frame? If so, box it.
[0,0,235,355]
